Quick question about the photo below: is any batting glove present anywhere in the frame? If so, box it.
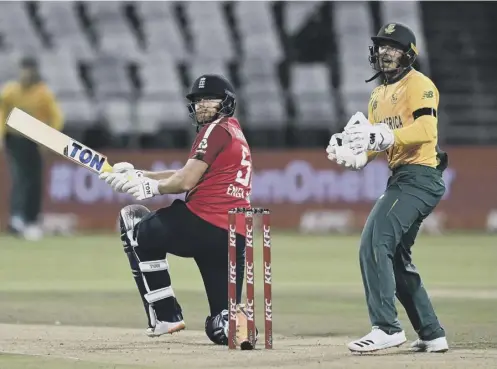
[99,162,143,193]
[122,177,161,201]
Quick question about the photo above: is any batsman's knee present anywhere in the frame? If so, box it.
[119,204,151,252]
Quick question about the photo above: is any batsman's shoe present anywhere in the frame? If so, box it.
[347,327,407,353]
[410,337,449,353]
[146,320,186,337]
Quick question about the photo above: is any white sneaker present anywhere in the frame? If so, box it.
[9,216,25,233]
[348,327,407,353]
[146,320,186,337]
[23,224,43,241]
[411,337,449,353]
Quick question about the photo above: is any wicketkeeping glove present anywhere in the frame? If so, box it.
[326,133,367,171]
[343,112,394,154]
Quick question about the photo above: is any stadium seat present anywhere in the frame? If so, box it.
[290,64,335,146]
[239,58,286,126]
[139,53,184,99]
[0,2,44,52]
[101,98,134,136]
[90,54,134,99]
[136,2,188,61]
[184,2,234,60]
[136,98,191,148]
[85,1,141,59]
[38,50,87,98]
[58,96,98,127]
[0,52,20,85]
[284,2,321,36]
[243,87,287,127]
[291,64,334,122]
[136,99,188,133]
[135,1,172,19]
[188,59,231,85]
[38,2,95,59]
[234,2,283,60]
[237,58,286,146]
[332,1,374,116]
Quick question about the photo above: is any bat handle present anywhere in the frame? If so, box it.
[101,161,113,173]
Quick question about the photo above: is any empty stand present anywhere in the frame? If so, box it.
[90,53,134,99]
[38,50,87,98]
[188,59,231,84]
[291,64,334,124]
[239,58,286,127]
[284,1,322,36]
[421,1,497,143]
[238,58,287,146]
[58,97,98,128]
[1,0,490,147]
[0,52,20,85]
[333,1,374,117]
[38,2,94,59]
[184,2,234,60]
[85,1,141,59]
[234,2,283,60]
[0,2,44,52]
[135,2,188,60]
[139,53,184,99]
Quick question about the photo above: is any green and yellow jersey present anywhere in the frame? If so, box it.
[0,81,64,140]
[367,69,441,170]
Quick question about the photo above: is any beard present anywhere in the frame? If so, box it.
[195,108,218,123]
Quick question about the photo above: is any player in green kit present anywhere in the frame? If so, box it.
[326,23,449,353]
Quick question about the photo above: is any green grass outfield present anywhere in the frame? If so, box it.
[0,232,496,369]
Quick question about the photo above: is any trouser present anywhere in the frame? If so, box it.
[5,134,43,225]
[130,199,245,323]
[359,164,446,340]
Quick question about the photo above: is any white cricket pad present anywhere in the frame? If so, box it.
[139,260,169,272]
[145,286,175,304]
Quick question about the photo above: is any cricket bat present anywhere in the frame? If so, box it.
[6,107,113,174]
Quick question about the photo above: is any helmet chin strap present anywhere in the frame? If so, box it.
[366,57,405,84]
[383,67,403,81]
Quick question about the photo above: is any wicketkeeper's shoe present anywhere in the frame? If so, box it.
[347,326,407,353]
[410,337,449,353]
[146,320,186,337]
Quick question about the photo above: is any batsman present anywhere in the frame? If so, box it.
[99,74,256,348]
[327,23,449,353]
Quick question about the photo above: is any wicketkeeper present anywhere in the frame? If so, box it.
[326,23,449,353]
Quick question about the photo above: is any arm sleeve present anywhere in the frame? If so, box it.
[44,88,64,131]
[190,124,231,165]
[393,78,439,147]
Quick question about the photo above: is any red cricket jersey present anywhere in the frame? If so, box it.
[185,117,252,236]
